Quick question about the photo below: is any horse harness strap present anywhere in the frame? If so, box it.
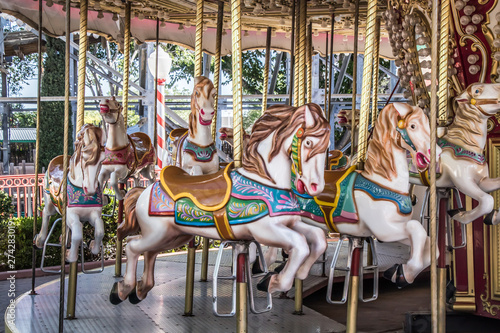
[464,85,498,117]
[396,113,417,151]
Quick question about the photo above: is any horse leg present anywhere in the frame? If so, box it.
[141,164,156,185]
[190,165,203,176]
[89,210,104,255]
[110,171,126,200]
[478,177,500,193]
[98,168,110,191]
[35,195,56,248]
[452,181,494,224]
[66,212,82,263]
[291,221,327,280]
[399,220,430,284]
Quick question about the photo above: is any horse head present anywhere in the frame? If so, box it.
[72,124,106,195]
[242,103,330,196]
[189,76,216,136]
[455,83,500,117]
[337,108,360,129]
[99,96,123,125]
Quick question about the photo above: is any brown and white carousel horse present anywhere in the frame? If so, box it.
[98,97,156,200]
[166,76,218,175]
[109,103,331,304]
[35,124,106,263]
[410,83,500,225]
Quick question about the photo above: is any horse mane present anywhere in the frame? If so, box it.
[189,76,215,138]
[364,104,404,180]
[446,102,483,149]
[71,124,103,179]
[242,103,330,183]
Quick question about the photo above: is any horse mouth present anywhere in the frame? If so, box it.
[337,115,347,125]
[416,152,430,170]
[100,105,110,114]
[296,179,306,195]
[199,115,212,126]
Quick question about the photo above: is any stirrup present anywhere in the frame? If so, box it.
[40,218,65,274]
[444,188,466,250]
[80,239,105,274]
[212,240,272,317]
[359,237,379,302]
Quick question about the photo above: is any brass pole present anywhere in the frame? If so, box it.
[76,0,88,132]
[293,0,300,107]
[430,0,440,331]
[324,32,329,114]
[289,0,296,103]
[236,253,248,333]
[231,0,244,168]
[327,14,334,121]
[122,1,131,127]
[438,0,450,127]
[306,23,312,104]
[350,0,360,151]
[262,27,272,113]
[356,0,377,169]
[194,0,204,77]
[297,0,307,106]
[212,0,224,140]
[184,240,196,315]
[115,184,124,277]
[31,0,43,296]
[346,276,360,333]
[200,237,209,281]
[66,262,78,319]
[293,278,303,315]
[59,0,71,330]
[371,17,381,126]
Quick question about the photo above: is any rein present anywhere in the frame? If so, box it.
[458,85,500,117]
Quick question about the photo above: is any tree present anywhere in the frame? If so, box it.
[38,36,73,171]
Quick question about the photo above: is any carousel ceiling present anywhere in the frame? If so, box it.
[0,0,395,57]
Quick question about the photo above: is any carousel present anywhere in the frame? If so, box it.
[2,0,500,332]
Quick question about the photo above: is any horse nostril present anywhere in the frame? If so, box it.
[311,183,318,192]
[211,111,214,115]
[201,109,205,115]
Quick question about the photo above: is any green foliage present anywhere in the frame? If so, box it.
[10,111,36,127]
[0,191,14,222]
[38,36,74,171]
[162,44,195,89]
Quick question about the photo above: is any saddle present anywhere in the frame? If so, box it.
[167,128,188,166]
[129,133,153,165]
[47,155,65,198]
[160,162,234,211]
[315,167,355,205]
[328,150,349,170]
[169,128,188,141]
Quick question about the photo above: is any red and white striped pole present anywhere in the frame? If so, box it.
[156,78,166,169]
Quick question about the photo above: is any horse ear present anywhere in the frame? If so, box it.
[194,76,202,86]
[454,88,469,105]
[392,102,414,119]
[304,105,315,128]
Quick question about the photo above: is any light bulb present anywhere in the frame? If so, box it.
[112,12,118,21]
[97,10,104,19]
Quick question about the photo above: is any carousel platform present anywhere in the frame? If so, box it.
[5,240,410,333]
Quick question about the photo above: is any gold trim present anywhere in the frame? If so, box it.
[488,139,500,300]
[481,273,500,316]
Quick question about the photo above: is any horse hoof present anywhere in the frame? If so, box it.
[257,272,277,292]
[33,234,42,249]
[128,288,143,304]
[383,264,398,282]
[448,208,465,219]
[273,262,286,274]
[251,257,264,275]
[109,282,123,305]
[484,210,496,225]
[395,265,410,289]
[446,279,456,305]
[411,194,418,206]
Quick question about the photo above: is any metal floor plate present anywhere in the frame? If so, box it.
[7,241,409,333]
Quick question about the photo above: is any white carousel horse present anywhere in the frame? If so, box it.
[98,97,156,200]
[166,76,218,175]
[109,103,331,304]
[409,83,500,225]
[296,103,437,287]
[35,124,106,263]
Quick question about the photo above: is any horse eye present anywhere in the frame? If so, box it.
[476,89,479,94]
[305,140,312,148]
[410,124,416,130]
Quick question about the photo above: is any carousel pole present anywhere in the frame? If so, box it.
[262,27,272,113]
[346,239,362,333]
[184,239,196,316]
[430,0,440,331]
[296,0,306,106]
[115,0,132,279]
[212,0,224,140]
[293,0,301,107]
[67,0,91,319]
[306,22,312,103]
[324,31,329,114]
[289,0,296,103]
[154,19,160,167]
[31,0,43,296]
[370,17,381,125]
[236,253,248,332]
[327,13,334,121]
[350,0,360,151]
[59,0,71,329]
[437,2,450,330]
[355,0,377,169]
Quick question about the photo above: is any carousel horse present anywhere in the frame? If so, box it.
[35,124,106,263]
[296,103,436,288]
[409,83,500,225]
[98,97,156,200]
[166,76,218,175]
[109,103,331,304]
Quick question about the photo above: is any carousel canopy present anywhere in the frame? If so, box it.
[0,0,394,58]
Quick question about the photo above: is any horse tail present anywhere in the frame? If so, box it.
[118,187,145,241]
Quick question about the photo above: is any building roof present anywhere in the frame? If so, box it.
[0,127,36,143]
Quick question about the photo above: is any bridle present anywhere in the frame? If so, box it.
[456,85,500,117]
[396,112,417,152]
[290,127,305,177]
[99,102,122,125]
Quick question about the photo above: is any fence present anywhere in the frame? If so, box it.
[0,174,44,217]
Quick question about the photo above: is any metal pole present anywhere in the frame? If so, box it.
[31,0,43,296]
[430,0,440,331]
[194,0,204,77]
[184,239,196,316]
[289,0,296,104]
[154,19,159,151]
[346,245,361,333]
[327,13,334,121]
[59,0,71,329]
[438,0,450,127]
[66,262,78,319]
[324,32,329,113]
[115,183,125,277]
[297,0,307,106]
[350,0,360,150]
[293,278,303,315]
[293,0,300,106]
[200,237,209,282]
[231,0,244,168]
[76,0,88,132]
[122,1,131,127]
[306,23,312,103]
[236,253,248,333]
[371,17,381,125]
[262,27,272,113]
[212,0,224,140]
[356,0,377,169]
